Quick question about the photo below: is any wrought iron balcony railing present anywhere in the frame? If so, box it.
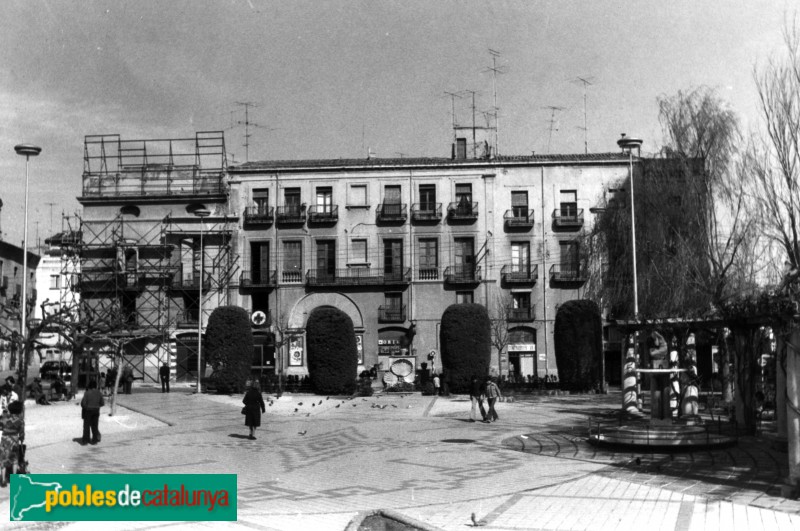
[175,310,199,328]
[507,305,535,322]
[378,305,406,323]
[500,264,538,284]
[504,209,535,228]
[305,267,411,287]
[243,205,274,225]
[552,208,584,228]
[447,201,479,220]
[170,270,211,290]
[307,204,339,223]
[376,203,407,222]
[411,203,442,222]
[549,263,587,283]
[275,205,306,224]
[240,269,277,288]
[444,264,481,283]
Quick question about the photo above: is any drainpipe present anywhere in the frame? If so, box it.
[541,166,549,377]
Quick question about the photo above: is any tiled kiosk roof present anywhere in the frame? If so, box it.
[231,152,631,172]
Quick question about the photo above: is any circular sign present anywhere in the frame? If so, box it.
[251,311,267,326]
[290,349,302,364]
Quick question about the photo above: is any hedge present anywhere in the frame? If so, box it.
[206,305,254,393]
[439,303,491,393]
[553,299,602,391]
[306,306,358,395]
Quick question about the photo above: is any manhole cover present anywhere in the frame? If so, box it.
[441,439,475,444]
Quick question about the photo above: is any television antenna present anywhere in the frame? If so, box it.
[232,102,278,162]
[572,76,595,154]
[443,91,463,145]
[544,106,565,154]
[483,49,506,157]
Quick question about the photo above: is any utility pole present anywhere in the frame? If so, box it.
[573,76,594,154]
[544,106,565,154]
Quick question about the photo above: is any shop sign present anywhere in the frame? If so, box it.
[288,336,304,366]
[508,343,536,352]
[378,338,402,355]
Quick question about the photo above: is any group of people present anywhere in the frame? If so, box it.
[469,375,502,423]
[0,377,25,486]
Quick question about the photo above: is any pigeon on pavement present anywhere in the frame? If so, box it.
[298,430,307,436]
[471,513,487,526]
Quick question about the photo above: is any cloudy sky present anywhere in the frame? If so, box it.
[0,0,791,248]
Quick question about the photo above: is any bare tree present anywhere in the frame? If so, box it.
[489,291,512,367]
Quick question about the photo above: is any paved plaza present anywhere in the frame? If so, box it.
[1,386,799,530]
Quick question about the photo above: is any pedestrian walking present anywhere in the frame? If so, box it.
[80,381,104,445]
[106,367,117,395]
[433,373,441,396]
[469,375,487,422]
[0,400,24,487]
[121,364,134,395]
[242,381,266,440]
[159,363,170,393]
[485,376,501,422]
[98,373,107,397]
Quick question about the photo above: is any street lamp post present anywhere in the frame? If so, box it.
[194,208,211,393]
[14,144,41,387]
[617,134,642,414]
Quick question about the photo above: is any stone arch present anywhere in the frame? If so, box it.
[287,292,364,330]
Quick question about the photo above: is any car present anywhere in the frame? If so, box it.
[39,360,72,381]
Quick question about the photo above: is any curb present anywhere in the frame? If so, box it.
[345,508,443,531]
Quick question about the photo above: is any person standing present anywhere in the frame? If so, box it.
[469,375,487,422]
[485,376,502,422]
[121,364,134,395]
[159,363,170,393]
[106,366,117,395]
[433,373,441,396]
[242,381,266,440]
[81,381,104,445]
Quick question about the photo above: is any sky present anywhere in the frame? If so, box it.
[0,0,792,249]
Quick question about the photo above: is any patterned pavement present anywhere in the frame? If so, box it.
[1,387,799,530]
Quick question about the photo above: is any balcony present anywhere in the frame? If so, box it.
[376,203,407,223]
[411,203,442,223]
[378,305,406,323]
[307,205,338,224]
[507,305,535,322]
[275,205,306,224]
[501,264,538,285]
[549,264,587,283]
[447,201,479,222]
[243,206,274,226]
[240,269,277,289]
[504,209,535,229]
[552,209,584,230]
[280,270,304,284]
[417,267,441,281]
[444,265,481,284]
[306,267,411,287]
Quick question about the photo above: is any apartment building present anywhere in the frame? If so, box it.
[227,148,635,382]
[0,240,40,372]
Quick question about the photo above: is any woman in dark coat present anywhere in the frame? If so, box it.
[242,381,266,440]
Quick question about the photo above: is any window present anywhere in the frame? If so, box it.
[383,239,403,279]
[511,242,530,274]
[512,292,531,309]
[49,274,61,290]
[419,184,436,211]
[456,291,473,304]
[511,191,528,218]
[383,185,402,217]
[348,184,368,207]
[383,292,403,321]
[418,238,438,280]
[560,190,578,220]
[560,241,580,274]
[253,188,269,214]
[316,187,333,213]
[455,183,472,214]
[351,239,368,264]
[284,188,301,215]
[454,237,475,269]
[315,240,336,279]
[282,241,302,282]
[250,241,270,284]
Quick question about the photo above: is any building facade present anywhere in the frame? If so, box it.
[0,240,40,372]
[227,151,634,383]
